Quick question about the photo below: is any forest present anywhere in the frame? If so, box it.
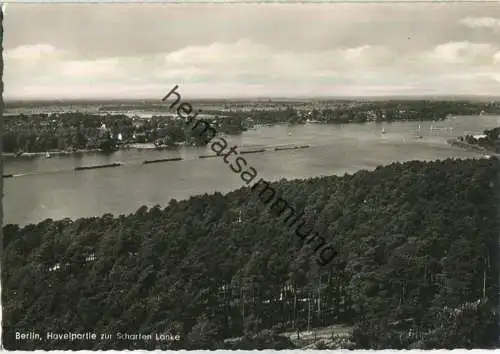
[2,113,246,153]
[2,158,499,349]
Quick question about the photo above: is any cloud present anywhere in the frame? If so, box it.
[422,41,499,66]
[5,40,500,99]
[60,59,120,78]
[460,17,500,29]
[5,43,68,62]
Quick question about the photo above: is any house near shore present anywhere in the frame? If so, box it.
[132,132,147,143]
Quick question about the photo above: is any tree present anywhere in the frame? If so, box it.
[186,315,222,349]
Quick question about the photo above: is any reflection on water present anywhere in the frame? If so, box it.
[5,116,500,225]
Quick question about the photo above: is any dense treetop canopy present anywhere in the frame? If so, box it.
[2,157,499,349]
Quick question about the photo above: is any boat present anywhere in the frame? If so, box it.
[240,149,266,155]
[381,128,386,134]
[45,152,51,158]
[74,162,122,171]
[288,132,292,136]
[275,146,299,151]
[142,157,183,164]
[416,124,423,139]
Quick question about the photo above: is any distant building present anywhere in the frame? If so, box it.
[98,123,109,138]
[133,132,147,143]
[133,120,146,128]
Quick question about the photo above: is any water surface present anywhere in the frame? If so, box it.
[5,116,499,225]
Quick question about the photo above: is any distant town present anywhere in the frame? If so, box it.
[4,99,500,156]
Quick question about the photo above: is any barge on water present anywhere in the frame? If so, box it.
[275,146,299,151]
[240,149,266,155]
[74,162,123,171]
[143,157,183,164]
[274,144,311,151]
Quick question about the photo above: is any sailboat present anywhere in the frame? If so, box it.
[416,124,423,139]
[381,127,386,134]
[45,152,52,158]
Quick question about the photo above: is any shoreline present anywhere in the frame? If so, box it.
[446,138,498,156]
[3,149,102,158]
[2,144,180,159]
[5,138,496,160]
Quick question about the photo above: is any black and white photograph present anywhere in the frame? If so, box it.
[1,2,500,350]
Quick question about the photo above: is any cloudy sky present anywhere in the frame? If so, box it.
[4,3,500,99]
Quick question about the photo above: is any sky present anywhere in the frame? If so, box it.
[4,2,500,99]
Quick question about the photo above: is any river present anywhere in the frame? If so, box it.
[5,115,500,226]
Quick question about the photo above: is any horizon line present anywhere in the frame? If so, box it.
[4,94,500,103]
